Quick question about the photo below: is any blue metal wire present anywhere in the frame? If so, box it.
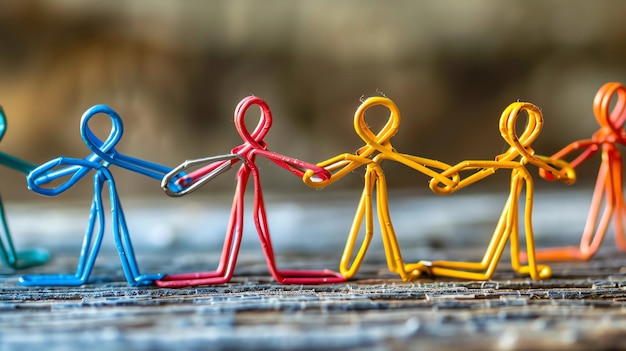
[19,105,172,286]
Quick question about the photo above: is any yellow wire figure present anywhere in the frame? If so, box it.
[416,102,575,280]
[303,96,457,281]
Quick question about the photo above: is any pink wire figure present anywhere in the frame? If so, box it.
[156,96,346,287]
[527,82,626,261]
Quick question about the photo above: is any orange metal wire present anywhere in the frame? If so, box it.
[527,82,626,261]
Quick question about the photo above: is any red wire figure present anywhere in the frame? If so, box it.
[530,82,626,261]
[156,96,346,287]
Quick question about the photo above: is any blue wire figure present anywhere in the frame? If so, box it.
[18,105,179,286]
[0,106,49,269]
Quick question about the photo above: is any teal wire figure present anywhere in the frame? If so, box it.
[0,106,49,269]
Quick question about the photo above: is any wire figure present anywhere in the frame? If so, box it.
[418,102,575,280]
[0,106,49,269]
[157,96,345,287]
[527,82,626,261]
[19,105,176,286]
[302,96,457,281]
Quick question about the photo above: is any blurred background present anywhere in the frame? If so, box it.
[0,0,625,201]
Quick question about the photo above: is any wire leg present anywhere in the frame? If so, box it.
[251,170,345,284]
[530,158,612,261]
[19,182,105,286]
[156,176,246,287]
[0,193,49,269]
[108,180,163,286]
[370,168,417,281]
[417,171,546,280]
[511,176,551,279]
[610,152,626,251]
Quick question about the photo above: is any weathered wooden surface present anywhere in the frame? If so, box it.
[2,190,626,350]
[2,249,626,351]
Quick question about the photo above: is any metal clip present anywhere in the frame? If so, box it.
[161,153,246,197]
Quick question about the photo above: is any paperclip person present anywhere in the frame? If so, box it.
[302,96,457,281]
[18,105,177,286]
[157,96,345,287]
[419,102,575,280]
[0,106,49,269]
[527,82,626,261]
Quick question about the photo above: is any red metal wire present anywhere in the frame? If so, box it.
[157,96,343,287]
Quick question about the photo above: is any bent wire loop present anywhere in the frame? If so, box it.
[156,95,345,287]
[416,102,575,281]
[0,106,49,269]
[528,82,626,261]
[19,104,176,286]
[302,96,457,282]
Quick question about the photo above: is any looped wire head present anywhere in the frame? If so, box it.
[80,104,124,163]
[234,96,272,149]
[498,102,543,161]
[353,96,400,159]
[593,82,626,144]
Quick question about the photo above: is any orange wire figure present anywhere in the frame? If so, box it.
[303,96,458,281]
[528,82,626,261]
[419,102,575,280]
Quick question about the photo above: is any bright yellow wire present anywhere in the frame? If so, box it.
[303,96,455,281]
